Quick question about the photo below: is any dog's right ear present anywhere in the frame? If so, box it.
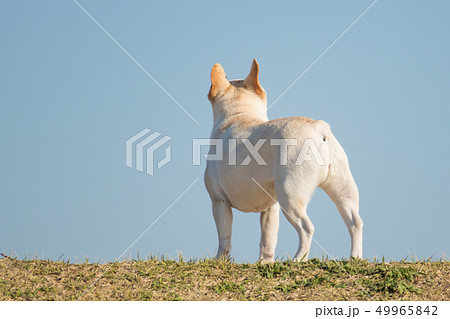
[244,59,265,99]
[208,63,230,100]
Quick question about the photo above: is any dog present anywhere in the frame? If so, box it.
[204,59,363,262]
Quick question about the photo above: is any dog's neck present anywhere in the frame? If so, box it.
[212,100,269,129]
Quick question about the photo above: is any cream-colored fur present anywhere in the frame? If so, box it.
[204,59,363,262]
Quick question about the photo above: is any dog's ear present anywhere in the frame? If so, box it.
[244,59,265,99]
[209,63,230,99]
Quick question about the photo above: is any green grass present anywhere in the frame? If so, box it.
[0,256,448,301]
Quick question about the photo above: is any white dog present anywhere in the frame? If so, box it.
[204,59,363,262]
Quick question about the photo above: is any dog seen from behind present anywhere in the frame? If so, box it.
[204,59,363,262]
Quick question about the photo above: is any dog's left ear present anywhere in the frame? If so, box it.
[244,59,265,99]
[209,63,230,101]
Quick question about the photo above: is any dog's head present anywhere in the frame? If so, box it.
[208,59,267,119]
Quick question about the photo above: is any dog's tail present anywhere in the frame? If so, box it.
[318,122,358,202]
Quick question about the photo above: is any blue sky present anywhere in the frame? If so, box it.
[1,1,449,263]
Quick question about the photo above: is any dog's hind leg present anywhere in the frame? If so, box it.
[321,165,363,258]
[276,178,316,261]
[211,199,233,259]
[259,202,280,263]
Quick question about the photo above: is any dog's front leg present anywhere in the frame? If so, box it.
[259,202,280,263]
[211,199,233,259]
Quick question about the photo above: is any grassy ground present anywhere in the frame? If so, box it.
[0,255,449,301]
